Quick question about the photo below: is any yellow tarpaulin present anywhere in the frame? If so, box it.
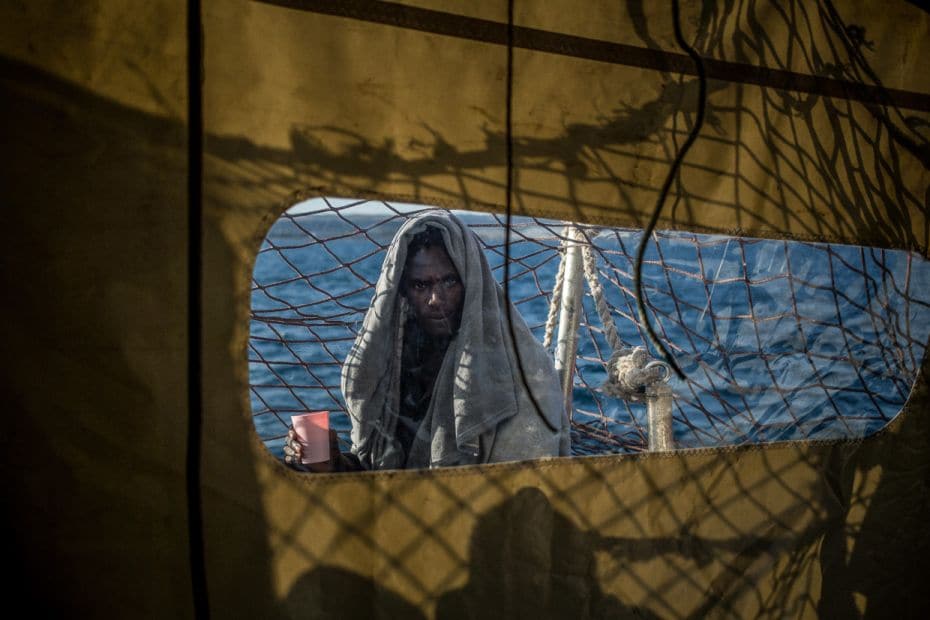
[2,0,928,617]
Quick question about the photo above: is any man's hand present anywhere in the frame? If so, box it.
[283,427,339,472]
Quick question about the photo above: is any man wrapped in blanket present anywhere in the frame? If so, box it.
[285,210,570,471]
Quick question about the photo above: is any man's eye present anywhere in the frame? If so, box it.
[414,282,428,290]
[442,276,460,287]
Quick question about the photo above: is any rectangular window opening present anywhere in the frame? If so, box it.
[250,197,930,471]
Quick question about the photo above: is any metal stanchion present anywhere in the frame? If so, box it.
[553,226,585,420]
[646,377,674,452]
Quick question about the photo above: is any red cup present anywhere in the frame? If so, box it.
[290,411,330,464]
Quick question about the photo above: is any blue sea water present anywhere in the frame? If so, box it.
[250,203,930,460]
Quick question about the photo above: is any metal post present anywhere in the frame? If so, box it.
[553,226,585,420]
[646,382,674,451]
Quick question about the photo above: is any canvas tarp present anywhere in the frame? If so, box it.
[2,0,929,617]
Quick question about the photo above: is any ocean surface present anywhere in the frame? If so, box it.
[250,203,930,460]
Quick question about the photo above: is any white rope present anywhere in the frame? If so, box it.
[542,229,569,349]
[581,242,623,353]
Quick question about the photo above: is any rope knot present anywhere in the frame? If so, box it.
[600,346,671,402]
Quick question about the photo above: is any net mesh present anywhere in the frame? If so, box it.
[249,197,930,460]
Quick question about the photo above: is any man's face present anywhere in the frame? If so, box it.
[403,245,464,338]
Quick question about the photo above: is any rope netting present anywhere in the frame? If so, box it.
[250,197,930,460]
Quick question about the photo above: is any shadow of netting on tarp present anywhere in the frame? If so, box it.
[270,372,930,617]
[268,433,915,618]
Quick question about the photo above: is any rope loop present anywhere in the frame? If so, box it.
[601,346,672,402]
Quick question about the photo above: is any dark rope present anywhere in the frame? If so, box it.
[186,0,210,617]
[633,0,707,381]
[502,0,558,432]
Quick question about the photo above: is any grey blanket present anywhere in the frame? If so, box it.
[341,210,571,470]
